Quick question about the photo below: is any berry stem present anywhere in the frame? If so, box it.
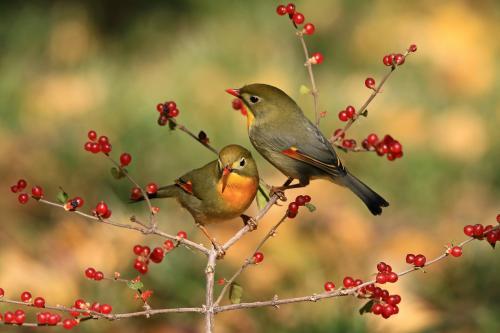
[296,31,321,126]
[168,118,218,155]
[330,50,412,143]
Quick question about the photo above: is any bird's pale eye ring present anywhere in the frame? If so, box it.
[249,95,261,104]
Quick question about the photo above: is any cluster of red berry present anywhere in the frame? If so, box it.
[132,236,183,274]
[84,267,105,281]
[382,44,417,67]
[10,179,44,204]
[287,194,312,218]
[156,101,180,126]
[70,298,112,316]
[337,105,357,122]
[375,262,399,284]
[231,98,247,116]
[36,312,75,328]
[463,218,500,246]
[92,201,112,219]
[364,134,403,161]
[405,253,427,267]
[275,3,323,64]
[83,130,112,155]
[130,182,158,201]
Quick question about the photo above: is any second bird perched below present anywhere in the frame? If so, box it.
[133,144,259,255]
[226,83,389,215]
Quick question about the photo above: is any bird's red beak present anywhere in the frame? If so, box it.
[225,88,241,98]
[221,166,232,193]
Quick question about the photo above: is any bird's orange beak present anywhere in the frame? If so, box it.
[225,88,241,98]
[221,165,232,193]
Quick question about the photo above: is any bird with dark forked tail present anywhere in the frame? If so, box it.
[133,144,259,256]
[226,84,389,215]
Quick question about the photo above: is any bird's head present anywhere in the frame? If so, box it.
[226,84,298,122]
[217,144,259,192]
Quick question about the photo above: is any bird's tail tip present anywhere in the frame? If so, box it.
[342,172,389,216]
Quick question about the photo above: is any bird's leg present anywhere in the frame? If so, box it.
[240,214,257,231]
[269,178,308,201]
[196,223,226,259]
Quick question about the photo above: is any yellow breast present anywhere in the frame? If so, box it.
[216,173,258,212]
[246,111,255,130]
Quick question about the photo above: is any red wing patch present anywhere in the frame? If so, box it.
[175,179,193,195]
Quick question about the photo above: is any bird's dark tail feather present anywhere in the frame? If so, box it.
[341,172,389,215]
[130,185,179,203]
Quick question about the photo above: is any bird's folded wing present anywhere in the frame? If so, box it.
[281,146,345,177]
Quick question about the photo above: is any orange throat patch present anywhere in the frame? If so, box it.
[216,173,258,212]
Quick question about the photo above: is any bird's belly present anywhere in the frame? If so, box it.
[214,173,258,217]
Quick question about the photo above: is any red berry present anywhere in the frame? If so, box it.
[276,5,287,16]
[99,304,112,314]
[34,296,45,308]
[253,252,264,264]
[88,130,97,141]
[0,287,4,297]
[18,193,29,204]
[120,153,132,167]
[146,183,158,194]
[286,3,295,15]
[345,105,356,118]
[31,185,43,199]
[14,309,26,324]
[387,294,401,305]
[382,304,395,318]
[367,133,379,145]
[487,230,499,244]
[376,143,389,156]
[63,318,77,329]
[48,313,61,325]
[288,202,299,214]
[408,44,417,52]
[303,195,311,203]
[324,281,335,292]
[73,197,84,208]
[37,312,48,324]
[383,54,393,66]
[387,272,398,283]
[169,108,180,118]
[150,247,165,263]
[463,225,474,236]
[217,278,225,285]
[158,115,169,126]
[164,240,175,251]
[90,142,100,153]
[376,262,387,272]
[342,139,356,149]
[354,279,363,286]
[333,128,345,139]
[473,224,484,237]
[232,98,243,110]
[450,246,462,257]
[84,141,92,151]
[303,23,315,35]
[20,291,32,302]
[292,12,305,25]
[95,201,109,216]
[376,273,387,284]
[372,303,383,315]
[130,187,142,201]
[287,209,298,218]
[141,246,151,256]
[156,103,164,112]
[393,53,405,65]
[100,142,112,154]
[496,214,500,223]
[365,77,376,89]
[343,276,354,288]
[4,311,14,323]
[138,263,148,274]
[390,141,402,154]
[85,267,96,279]
[17,179,27,189]
[338,111,349,122]
[177,231,187,239]
[133,245,143,255]
[413,254,426,267]
[98,136,109,145]
[94,271,104,281]
[295,195,306,206]
[10,185,19,193]
[405,253,415,264]
[165,101,177,111]
[311,52,324,64]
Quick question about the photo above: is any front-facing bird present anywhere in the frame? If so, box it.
[133,144,259,253]
[226,83,389,215]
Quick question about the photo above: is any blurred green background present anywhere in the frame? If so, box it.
[1,0,499,332]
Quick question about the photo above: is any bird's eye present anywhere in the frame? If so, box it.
[249,96,260,104]
[239,158,246,167]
